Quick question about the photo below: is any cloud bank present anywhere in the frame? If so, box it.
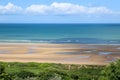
[0,2,119,15]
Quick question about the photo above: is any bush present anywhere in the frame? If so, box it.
[0,65,5,74]
[49,74,62,80]
[17,71,35,79]
[37,71,55,80]
[0,65,13,80]
[0,65,5,79]
[99,59,120,80]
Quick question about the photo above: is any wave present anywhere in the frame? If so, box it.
[0,38,120,44]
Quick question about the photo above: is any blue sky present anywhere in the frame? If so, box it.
[0,0,120,23]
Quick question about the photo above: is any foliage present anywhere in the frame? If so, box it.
[0,65,5,74]
[0,65,12,80]
[99,59,120,80]
[0,62,105,80]
[1,60,120,80]
[16,71,35,79]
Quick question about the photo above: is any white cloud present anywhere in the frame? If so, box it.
[0,2,119,15]
[25,2,114,15]
[0,2,22,14]
[50,2,86,14]
[26,5,50,14]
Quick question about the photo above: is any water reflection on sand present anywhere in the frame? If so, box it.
[0,44,120,65]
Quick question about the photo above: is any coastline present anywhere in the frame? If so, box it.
[0,43,120,65]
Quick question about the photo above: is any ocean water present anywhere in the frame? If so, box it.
[0,24,120,44]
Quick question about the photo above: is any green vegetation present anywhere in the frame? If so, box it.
[99,60,120,80]
[0,60,120,80]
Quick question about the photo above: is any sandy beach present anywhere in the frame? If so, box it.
[0,43,120,65]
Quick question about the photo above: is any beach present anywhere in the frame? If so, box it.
[0,43,120,65]
[0,24,120,65]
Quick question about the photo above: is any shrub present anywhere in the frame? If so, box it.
[37,71,55,80]
[99,59,120,80]
[0,65,5,74]
[17,71,35,79]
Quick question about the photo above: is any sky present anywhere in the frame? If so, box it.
[0,0,120,23]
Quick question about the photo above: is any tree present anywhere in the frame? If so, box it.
[99,59,120,80]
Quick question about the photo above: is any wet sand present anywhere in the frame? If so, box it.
[0,43,120,65]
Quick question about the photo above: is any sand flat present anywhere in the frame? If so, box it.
[0,43,120,65]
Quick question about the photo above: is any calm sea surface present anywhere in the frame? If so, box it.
[0,24,120,44]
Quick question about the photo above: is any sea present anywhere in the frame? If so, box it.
[0,24,120,44]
